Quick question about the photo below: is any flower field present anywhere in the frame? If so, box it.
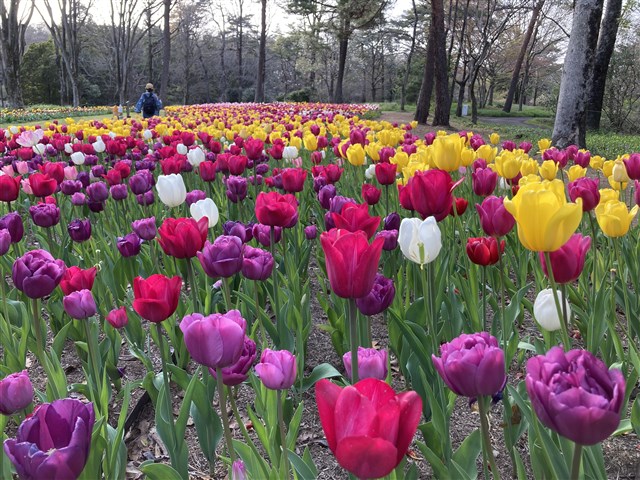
[0,102,639,479]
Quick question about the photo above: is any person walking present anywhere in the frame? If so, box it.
[134,83,163,118]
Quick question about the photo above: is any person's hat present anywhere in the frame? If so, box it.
[145,83,154,90]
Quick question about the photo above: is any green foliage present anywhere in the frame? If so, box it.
[20,41,60,105]
[286,88,313,102]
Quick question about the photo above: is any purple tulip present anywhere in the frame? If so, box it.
[568,177,600,212]
[539,233,591,284]
[0,212,24,243]
[77,171,90,188]
[255,349,297,390]
[136,191,155,206]
[132,217,157,241]
[60,179,83,195]
[180,310,247,369]
[87,200,105,213]
[3,398,95,480]
[304,225,318,240]
[329,195,355,214]
[128,172,152,194]
[475,196,515,237]
[226,176,248,203]
[197,235,244,278]
[526,347,625,445]
[318,184,336,210]
[186,189,207,206]
[29,203,61,228]
[623,153,640,180]
[0,229,11,255]
[519,141,533,153]
[86,181,109,202]
[67,219,92,242]
[63,289,97,319]
[0,370,34,415]
[356,273,395,315]
[472,168,498,197]
[383,212,401,231]
[342,347,387,381]
[90,165,105,178]
[375,229,398,251]
[635,180,640,207]
[223,221,249,243]
[432,332,506,398]
[232,460,248,480]
[12,249,65,299]
[252,223,281,247]
[110,184,128,201]
[241,245,274,281]
[313,175,328,193]
[117,232,143,257]
[71,192,86,206]
[208,336,257,386]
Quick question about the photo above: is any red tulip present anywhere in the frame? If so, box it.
[60,266,97,295]
[361,183,381,206]
[466,237,504,266]
[157,217,209,259]
[28,173,57,198]
[320,228,384,298]
[133,274,182,323]
[397,183,413,211]
[331,202,380,239]
[316,378,422,479]
[375,162,397,185]
[449,197,468,216]
[407,169,455,221]
[244,138,264,160]
[39,162,65,184]
[199,161,217,182]
[255,191,298,227]
[228,155,248,175]
[281,168,307,193]
[0,175,21,202]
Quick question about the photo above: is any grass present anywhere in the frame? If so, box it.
[470,104,554,118]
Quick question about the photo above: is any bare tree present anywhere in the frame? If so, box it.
[415,26,435,123]
[0,0,34,107]
[159,0,171,98]
[430,0,451,125]
[254,0,267,101]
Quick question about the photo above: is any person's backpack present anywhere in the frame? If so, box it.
[142,93,156,116]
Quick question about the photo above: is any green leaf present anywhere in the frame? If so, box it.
[298,363,342,392]
[452,429,481,479]
[632,396,640,436]
[139,462,184,480]
[288,450,317,480]
[286,401,304,450]
[415,440,450,479]
[190,379,222,465]
[233,439,271,479]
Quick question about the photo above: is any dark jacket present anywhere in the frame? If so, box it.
[134,91,163,118]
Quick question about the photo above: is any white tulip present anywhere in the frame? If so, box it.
[156,173,187,208]
[365,164,376,180]
[176,143,188,155]
[93,139,106,153]
[143,129,153,140]
[398,217,442,265]
[64,143,73,154]
[283,146,298,160]
[70,151,86,165]
[108,131,117,138]
[190,198,219,228]
[533,288,571,332]
[32,144,46,155]
[9,126,19,134]
[187,147,205,167]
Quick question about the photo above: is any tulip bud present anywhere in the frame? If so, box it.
[132,217,157,240]
[0,229,11,256]
[533,288,571,331]
[231,460,248,480]
[198,236,244,278]
[67,218,92,242]
[106,307,128,329]
[398,217,442,265]
[342,347,388,381]
[63,289,97,319]
[0,370,34,415]
[117,232,143,257]
[241,245,274,281]
[255,349,297,390]
[156,173,187,208]
[190,198,219,229]
[304,225,317,240]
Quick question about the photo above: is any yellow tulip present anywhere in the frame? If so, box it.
[432,134,463,171]
[490,133,500,145]
[494,151,522,180]
[410,121,418,129]
[476,145,497,163]
[520,159,539,177]
[503,179,583,252]
[595,200,639,237]
[602,160,615,178]
[567,165,587,182]
[365,142,381,162]
[391,151,409,169]
[538,138,552,153]
[346,143,365,167]
[538,160,558,181]
[518,174,542,186]
[607,176,628,191]
[461,148,475,167]
[289,136,302,149]
[303,135,318,151]
[598,188,619,205]
[612,160,630,183]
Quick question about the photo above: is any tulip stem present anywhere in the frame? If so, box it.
[222,276,233,312]
[570,443,583,480]
[478,395,501,480]
[83,318,104,415]
[613,239,633,343]
[348,298,359,383]
[269,227,282,345]
[229,386,262,459]
[254,280,267,347]
[497,252,508,355]
[216,367,236,467]
[185,259,199,312]
[481,266,487,331]
[277,389,290,477]
[543,252,571,349]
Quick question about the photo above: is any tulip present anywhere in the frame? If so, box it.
[232,460,248,480]
[361,183,381,206]
[0,370,34,415]
[595,200,639,237]
[255,349,297,390]
[70,151,85,165]
[450,197,468,216]
[28,173,57,197]
[110,184,128,200]
[252,223,281,247]
[316,378,422,479]
[241,245,274,281]
[60,179,82,196]
[208,336,257,386]
[472,167,498,196]
[0,212,24,243]
[29,203,61,228]
[12,249,65,299]
[190,197,219,229]
[255,191,298,228]
[156,173,187,208]
[185,189,207,206]
[635,180,640,206]
[106,307,128,329]
[355,273,395,316]
[376,229,398,251]
[196,235,243,278]
[538,234,591,284]
[158,217,208,259]
[398,217,442,265]
[117,232,143,257]
[132,217,157,241]
[128,172,153,195]
[383,212,401,231]
[244,138,264,160]
[187,146,205,167]
[318,184,336,210]
[0,174,21,202]
[67,218,92,242]
[0,229,10,256]
[281,168,307,193]
[59,266,97,295]
[63,289,97,319]
[533,288,571,331]
[180,310,247,369]
[503,179,582,252]
[407,169,455,221]
[432,133,463,171]
[304,225,317,240]
[320,228,384,299]
[526,347,625,445]
[623,153,640,180]
[475,196,515,238]
[568,177,600,212]
[199,161,217,182]
[132,274,182,323]
[342,347,387,381]
[539,159,558,180]
[375,162,397,185]
[226,175,248,203]
[432,332,506,398]
[346,143,365,166]
[331,202,380,239]
[3,398,95,480]
[466,237,504,266]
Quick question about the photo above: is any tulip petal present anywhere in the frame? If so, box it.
[315,379,342,452]
[334,385,377,443]
[335,436,398,479]
[353,378,396,409]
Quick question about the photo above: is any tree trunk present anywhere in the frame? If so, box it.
[470,69,479,124]
[585,0,623,129]
[455,77,466,117]
[334,17,350,103]
[414,26,436,124]
[254,0,267,102]
[431,0,451,126]
[147,4,153,82]
[160,0,171,99]
[503,0,545,112]
[552,0,604,148]
[400,0,419,111]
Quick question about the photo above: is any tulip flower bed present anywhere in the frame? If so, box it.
[1,101,639,480]
[1,106,112,125]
